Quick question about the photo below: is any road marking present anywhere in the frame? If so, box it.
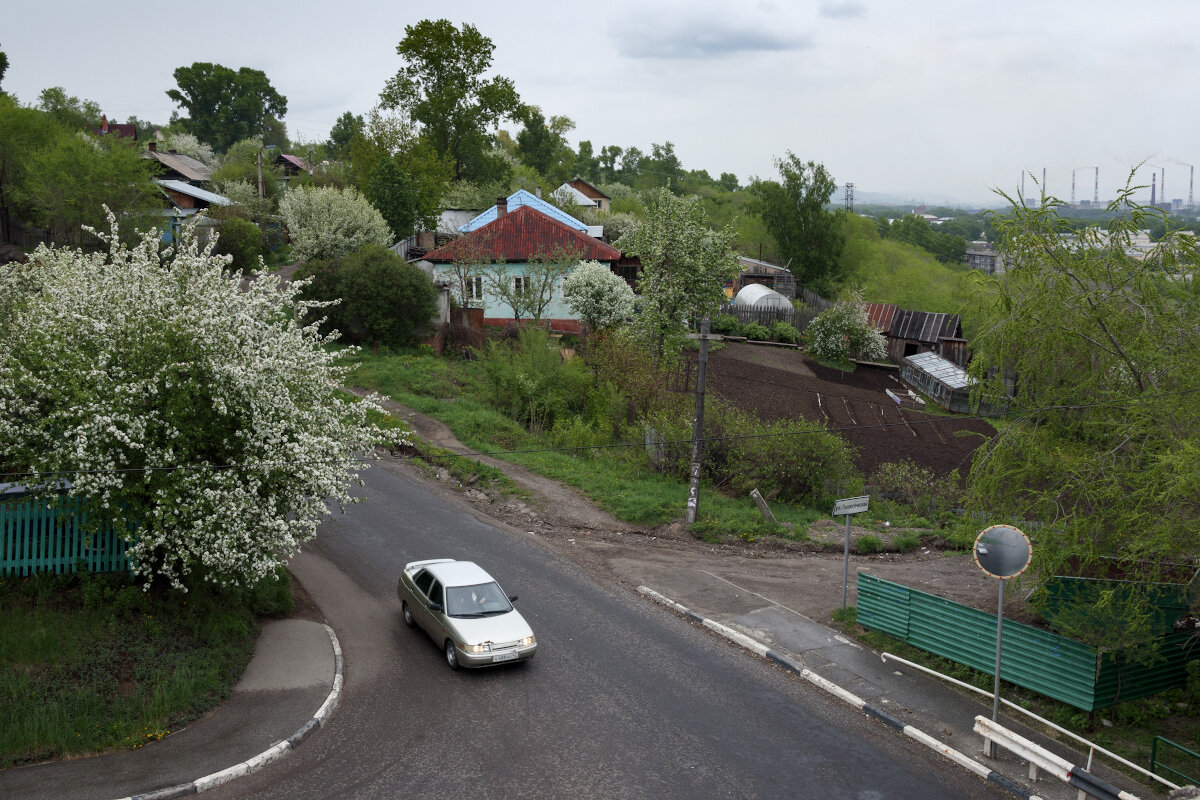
[698,569,818,623]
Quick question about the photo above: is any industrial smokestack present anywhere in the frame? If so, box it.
[1190,165,1194,210]
[1094,167,1099,205]
[1071,169,1076,206]
[1151,173,1157,206]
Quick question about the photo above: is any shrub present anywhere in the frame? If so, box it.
[771,320,803,345]
[562,260,635,332]
[856,535,883,554]
[643,398,860,505]
[741,322,772,341]
[869,459,962,517]
[894,533,921,552]
[296,244,438,348]
[710,314,742,335]
[212,217,264,272]
[806,288,887,362]
[478,327,597,432]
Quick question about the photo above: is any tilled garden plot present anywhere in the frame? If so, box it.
[704,343,995,479]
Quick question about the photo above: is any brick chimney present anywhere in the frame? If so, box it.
[496,196,508,217]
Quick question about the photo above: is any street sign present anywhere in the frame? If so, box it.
[973,525,1032,579]
[833,495,870,516]
[834,495,871,612]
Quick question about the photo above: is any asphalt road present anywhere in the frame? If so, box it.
[207,461,1001,800]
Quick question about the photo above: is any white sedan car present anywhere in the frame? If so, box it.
[397,559,537,670]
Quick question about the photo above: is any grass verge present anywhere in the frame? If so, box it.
[0,568,291,768]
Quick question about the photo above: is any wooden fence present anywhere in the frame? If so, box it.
[718,304,818,333]
[1,493,131,576]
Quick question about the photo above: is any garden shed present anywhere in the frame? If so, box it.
[731,283,792,310]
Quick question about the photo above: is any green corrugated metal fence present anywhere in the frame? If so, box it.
[1,494,131,576]
[857,572,1199,712]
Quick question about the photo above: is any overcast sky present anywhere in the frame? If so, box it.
[4,0,1196,207]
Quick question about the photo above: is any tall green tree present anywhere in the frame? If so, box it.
[327,111,363,159]
[380,19,522,181]
[0,47,8,94]
[0,94,58,244]
[366,157,417,240]
[574,140,600,183]
[751,153,844,295]
[516,106,556,176]
[616,187,739,354]
[20,129,161,245]
[964,183,1200,652]
[167,63,288,152]
[37,87,102,132]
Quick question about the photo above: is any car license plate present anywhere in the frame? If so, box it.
[492,651,517,663]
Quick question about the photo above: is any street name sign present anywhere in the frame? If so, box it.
[833,495,870,516]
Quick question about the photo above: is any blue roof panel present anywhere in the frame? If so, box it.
[459,189,588,233]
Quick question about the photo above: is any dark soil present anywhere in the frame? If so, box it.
[703,343,995,479]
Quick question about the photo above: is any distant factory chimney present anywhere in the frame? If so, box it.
[1151,173,1157,206]
[1071,169,1076,206]
[1094,167,1099,205]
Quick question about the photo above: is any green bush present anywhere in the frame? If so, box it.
[771,320,803,345]
[741,322,772,341]
[296,244,438,348]
[894,532,921,552]
[644,398,860,505]
[478,327,599,432]
[856,534,883,554]
[212,217,265,271]
[710,314,742,335]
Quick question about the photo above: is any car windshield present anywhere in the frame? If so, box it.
[445,581,513,618]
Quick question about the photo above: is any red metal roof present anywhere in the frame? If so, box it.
[423,205,621,263]
[862,302,898,332]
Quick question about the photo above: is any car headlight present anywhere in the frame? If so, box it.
[465,643,490,653]
[519,636,535,647]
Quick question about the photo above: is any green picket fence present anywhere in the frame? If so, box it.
[856,572,1199,712]
[1,493,131,576]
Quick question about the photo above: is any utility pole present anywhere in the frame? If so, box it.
[684,318,721,524]
[257,149,264,199]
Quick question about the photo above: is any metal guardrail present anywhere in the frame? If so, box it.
[974,717,1141,800]
[1151,736,1199,787]
[883,652,1179,794]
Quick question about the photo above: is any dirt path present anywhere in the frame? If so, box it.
[365,393,1009,626]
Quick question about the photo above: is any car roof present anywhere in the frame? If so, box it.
[420,560,495,587]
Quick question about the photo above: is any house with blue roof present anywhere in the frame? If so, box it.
[458,189,591,234]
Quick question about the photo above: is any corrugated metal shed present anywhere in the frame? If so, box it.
[459,189,588,233]
[890,309,962,344]
[861,302,897,332]
[424,206,621,263]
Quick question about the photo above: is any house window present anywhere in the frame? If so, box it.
[467,276,483,302]
[514,276,531,294]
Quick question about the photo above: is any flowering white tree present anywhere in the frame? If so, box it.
[0,212,402,589]
[562,259,635,331]
[279,184,394,262]
[616,188,739,353]
[805,289,887,362]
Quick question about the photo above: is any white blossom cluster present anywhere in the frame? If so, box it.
[562,259,635,331]
[805,290,888,362]
[278,184,394,262]
[0,212,403,589]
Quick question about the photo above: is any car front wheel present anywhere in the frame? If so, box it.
[444,640,460,670]
[402,601,415,627]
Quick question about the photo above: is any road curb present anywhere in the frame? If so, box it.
[118,622,344,800]
[636,586,1046,800]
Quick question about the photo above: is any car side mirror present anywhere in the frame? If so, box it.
[508,594,518,603]
[429,602,443,613]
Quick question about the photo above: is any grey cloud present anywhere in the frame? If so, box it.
[614,20,812,59]
[818,2,866,19]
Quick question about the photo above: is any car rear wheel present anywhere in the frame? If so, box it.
[402,601,415,627]
[444,640,460,670]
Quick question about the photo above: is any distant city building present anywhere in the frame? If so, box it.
[964,242,1008,275]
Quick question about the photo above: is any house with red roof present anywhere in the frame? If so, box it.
[419,198,622,333]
